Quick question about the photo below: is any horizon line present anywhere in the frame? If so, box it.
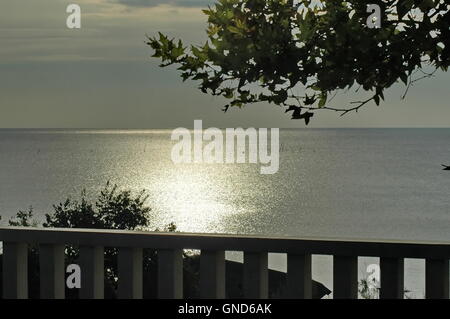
[1,126,450,131]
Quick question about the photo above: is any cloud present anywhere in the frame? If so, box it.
[114,0,214,8]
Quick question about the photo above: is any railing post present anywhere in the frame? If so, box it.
[286,253,312,299]
[333,255,358,299]
[426,258,449,299]
[39,244,65,299]
[243,252,268,299]
[158,249,183,299]
[200,250,225,299]
[2,242,28,299]
[380,257,404,299]
[118,247,143,299]
[79,246,104,299]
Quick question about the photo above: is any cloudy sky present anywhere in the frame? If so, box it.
[0,0,449,128]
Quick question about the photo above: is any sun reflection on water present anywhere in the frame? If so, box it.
[146,165,242,233]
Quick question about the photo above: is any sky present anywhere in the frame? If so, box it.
[0,0,449,129]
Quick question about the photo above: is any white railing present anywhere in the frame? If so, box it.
[1,227,449,299]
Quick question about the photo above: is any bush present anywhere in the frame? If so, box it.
[0,182,169,298]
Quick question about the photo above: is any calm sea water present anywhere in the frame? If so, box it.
[1,128,450,298]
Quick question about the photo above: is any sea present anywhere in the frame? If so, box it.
[1,128,450,298]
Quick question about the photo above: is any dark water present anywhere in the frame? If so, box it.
[1,128,449,297]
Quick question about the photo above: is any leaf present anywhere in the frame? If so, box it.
[304,94,317,105]
[374,95,380,106]
[227,26,241,34]
[272,90,288,104]
[400,73,408,85]
[318,93,327,108]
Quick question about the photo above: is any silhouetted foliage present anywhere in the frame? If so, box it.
[0,182,164,298]
[147,0,450,124]
[8,207,38,227]
[43,182,151,230]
